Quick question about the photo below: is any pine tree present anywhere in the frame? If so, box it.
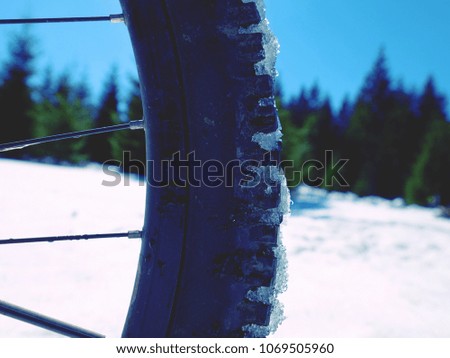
[376,86,417,198]
[344,50,394,196]
[276,80,301,188]
[87,69,120,163]
[111,77,146,174]
[298,99,338,187]
[279,107,302,187]
[288,84,322,127]
[403,78,449,205]
[418,77,446,125]
[413,77,447,148]
[0,30,35,158]
[405,120,450,206]
[31,74,92,163]
[336,96,353,131]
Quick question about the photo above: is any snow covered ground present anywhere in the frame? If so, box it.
[0,159,449,338]
[275,187,450,338]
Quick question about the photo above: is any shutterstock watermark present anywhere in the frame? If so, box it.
[101,150,349,189]
[282,150,349,188]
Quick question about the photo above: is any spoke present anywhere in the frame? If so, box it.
[0,14,124,25]
[0,119,144,153]
[0,230,142,245]
[0,299,104,338]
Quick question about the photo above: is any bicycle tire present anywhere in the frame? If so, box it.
[120,0,289,338]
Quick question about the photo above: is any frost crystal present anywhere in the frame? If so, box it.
[244,235,289,337]
[252,129,283,151]
[259,97,276,107]
[239,0,289,337]
[244,172,291,337]
[241,0,280,77]
[279,174,292,216]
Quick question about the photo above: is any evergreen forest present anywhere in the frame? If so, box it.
[1,31,449,207]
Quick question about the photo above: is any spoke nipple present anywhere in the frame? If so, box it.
[128,230,142,239]
[129,119,145,130]
[109,14,125,24]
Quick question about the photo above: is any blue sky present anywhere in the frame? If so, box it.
[1,0,449,110]
[265,0,450,108]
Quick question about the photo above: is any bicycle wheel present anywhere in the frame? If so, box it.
[120,0,289,338]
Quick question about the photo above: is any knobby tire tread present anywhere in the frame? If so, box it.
[120,0,286,338]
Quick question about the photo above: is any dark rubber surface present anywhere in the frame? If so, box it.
[120,0,282,337]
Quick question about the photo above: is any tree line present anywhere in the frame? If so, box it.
[0,31,145,170]
[1,32,449,206]
[279,50,450,206]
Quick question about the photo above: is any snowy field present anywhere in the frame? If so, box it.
[0,159,449,338]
